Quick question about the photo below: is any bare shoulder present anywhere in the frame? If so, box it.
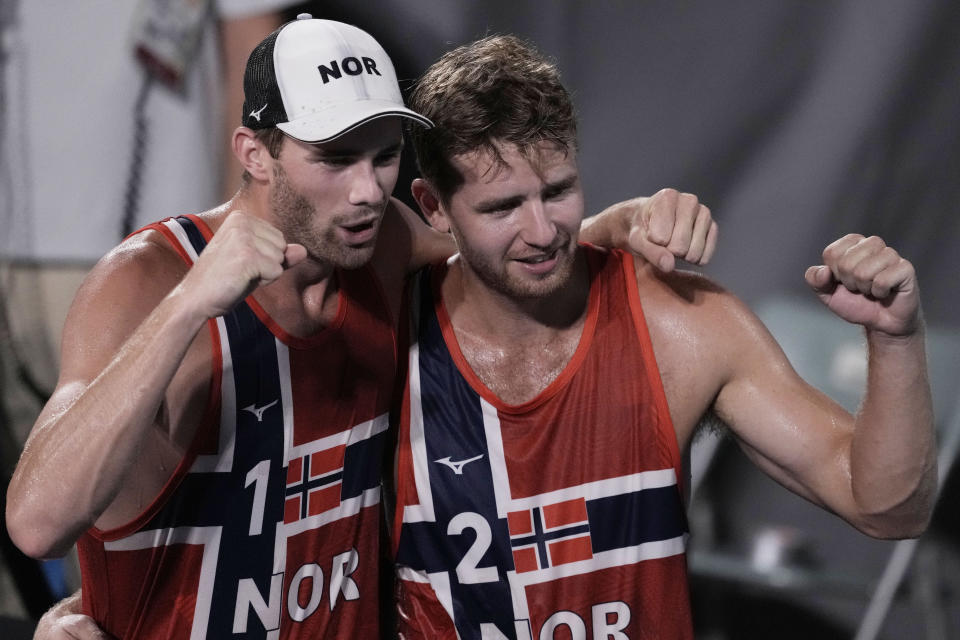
[634,259,756,344]
[57,230,192,384]
[631,258,783,448]
[87,229,187,290]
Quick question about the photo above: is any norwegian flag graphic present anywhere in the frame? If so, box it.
[284,444,346,523]
[507,497,593,573]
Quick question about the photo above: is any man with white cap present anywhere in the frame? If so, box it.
[7,14,716,639]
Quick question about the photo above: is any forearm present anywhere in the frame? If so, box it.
[578,198,641,248]
[393,197,456,272]
[850,327,936,536]
[6,289,207,557]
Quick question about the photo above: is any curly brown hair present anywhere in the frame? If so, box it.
[408,35,578,203]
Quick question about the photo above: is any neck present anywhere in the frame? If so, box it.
[250,256,342,338]
[440,250,592,405]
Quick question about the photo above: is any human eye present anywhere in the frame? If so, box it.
[319,156,353,168]
[543,175,579,202]
[373,146,403,167]
[374,149,402,167]
[310,150,353,168]
[543,183,572,201]
[477,198,520,216]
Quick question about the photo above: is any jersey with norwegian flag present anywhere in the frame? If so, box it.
[76,215,395,639]
[393,247,694,640]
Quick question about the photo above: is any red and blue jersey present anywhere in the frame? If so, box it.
[77,215,396,639]
[392,246,693,639]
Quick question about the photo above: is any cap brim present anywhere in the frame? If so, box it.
[276,100,433,143]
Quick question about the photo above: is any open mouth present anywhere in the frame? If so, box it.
[515,248,559,264]
[339,219,378,245]
[343,220,375,233]
[513,248,563,275]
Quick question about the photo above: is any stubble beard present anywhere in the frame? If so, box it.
[457,231,578,301]
[270,166,377,270]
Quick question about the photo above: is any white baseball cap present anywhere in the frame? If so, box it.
[241,14,432,142]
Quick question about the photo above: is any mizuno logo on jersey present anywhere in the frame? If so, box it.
[284,445,345,523]
[242,399,278,422]
[434,454,484,475]
[508,497,593,573]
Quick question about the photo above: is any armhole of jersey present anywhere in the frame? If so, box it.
[183,213,215,241]
[76,531,104,618]
[619,251,686,494]
[128,219,194,265]
[86,218,224,541]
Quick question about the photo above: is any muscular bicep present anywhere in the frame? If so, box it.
[711,304,857,514]
[639,264,865,525]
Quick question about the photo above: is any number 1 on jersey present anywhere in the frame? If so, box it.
[245,459,271,536]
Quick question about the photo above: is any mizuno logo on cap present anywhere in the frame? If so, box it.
[249,104,268,122]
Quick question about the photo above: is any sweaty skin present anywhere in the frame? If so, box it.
[416,141,935,540]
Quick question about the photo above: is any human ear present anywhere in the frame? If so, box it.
[232,127,272,182]
[411,178,451,233]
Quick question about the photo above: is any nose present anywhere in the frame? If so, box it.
[520,200,558,248]
[347,160,385,206]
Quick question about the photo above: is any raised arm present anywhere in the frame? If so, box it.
[709,235,934,538]
[5,213,303,558]
[395,187,718,275]
[389,196,457,274]
[580,188,717,271]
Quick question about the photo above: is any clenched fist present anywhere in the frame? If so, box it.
[176,213,308,320]
[623,188,717,272]
[805,234,921,336]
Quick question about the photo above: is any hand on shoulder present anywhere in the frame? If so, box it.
[624,188,718,272]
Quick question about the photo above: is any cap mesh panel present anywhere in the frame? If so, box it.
[241,28,287,129]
